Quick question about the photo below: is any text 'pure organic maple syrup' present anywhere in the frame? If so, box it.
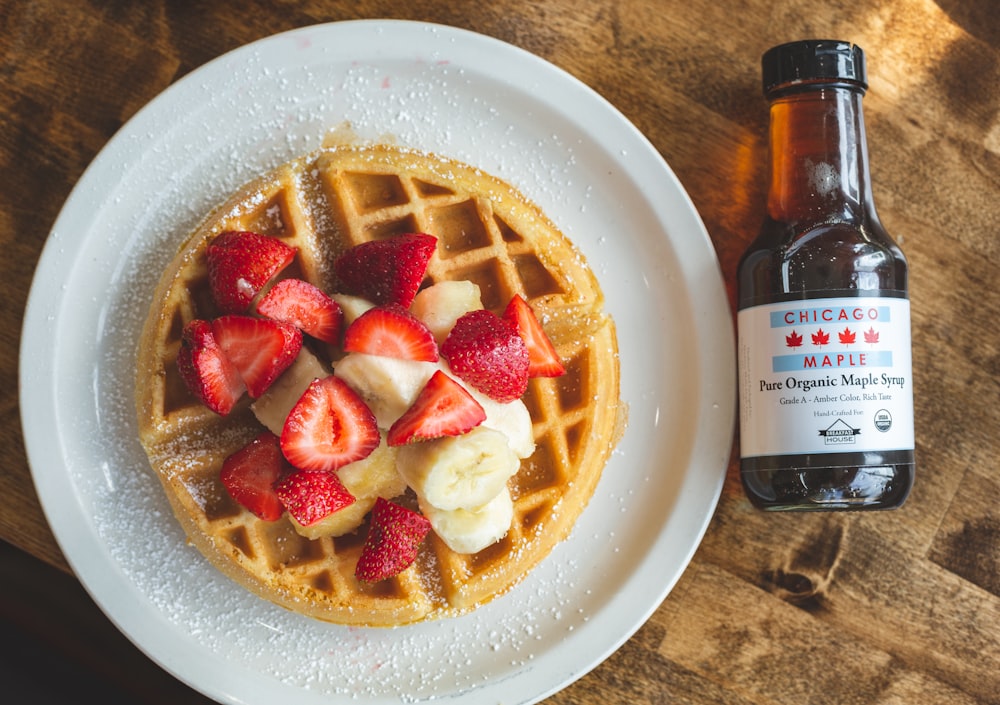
[737,40,915,510]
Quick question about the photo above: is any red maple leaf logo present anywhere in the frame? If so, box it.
[864,326,880,344]
[838,327,856,344]
[811,328,830,346]
[786,330,803,347]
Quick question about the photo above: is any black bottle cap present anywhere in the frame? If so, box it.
[762,40,867,96]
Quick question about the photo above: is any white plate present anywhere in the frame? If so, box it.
[19,20,734,705]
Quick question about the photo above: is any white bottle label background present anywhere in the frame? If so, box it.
[738,296,915,458]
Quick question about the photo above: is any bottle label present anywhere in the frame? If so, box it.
[738,295,914,458]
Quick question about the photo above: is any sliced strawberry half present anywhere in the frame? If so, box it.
[343,304,439,362]
[274,468,356,527]
[220,431,292,521]
[333,233,436,308]
[387,370,487,446]
[176,319,245,415]
[502,294,566,377]
[256,278,343,344]
[280,375,380,472]
[441,309,529,403]
[211,315,303,398]
[355,497,431,582]
[206,230,297,313]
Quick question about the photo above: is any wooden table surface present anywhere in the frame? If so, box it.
[3,1,998,703]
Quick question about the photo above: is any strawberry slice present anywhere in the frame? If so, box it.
[502,294,566,377]
[280,375,380,472]
[274,468,356,527]
[220,432,292,521]
[355,498,432,582]
[206,231,297,313]
[343,304,439,362]
[256,278,343,344]
[441,309,529,403]
[211,315,302,398]
[387,370,487,446]
[333,233,436,308]
[176,319,245,415]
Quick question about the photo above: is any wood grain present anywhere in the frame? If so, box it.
[2,0,998,703]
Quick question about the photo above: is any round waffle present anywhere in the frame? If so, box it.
[135,143,622,626]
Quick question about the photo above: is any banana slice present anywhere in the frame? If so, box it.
[251,347,329,435]
[410,280,483,345]
[396,426,519,511]
[420,486,514,554]
[330,293,375,326]
[463,385,535,459]
[337,436,407,500]
[334,352,438,428]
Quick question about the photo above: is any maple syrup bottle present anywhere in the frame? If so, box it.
[737,40,915,510]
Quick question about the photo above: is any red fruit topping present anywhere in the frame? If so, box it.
[343,304,439,362]
[220,432,292,521]
[274,468,356,527]
[256,278,343,344]
[176,319,245,415]
[211,315,302,398]
[280,375,380,472]
[206,231,297,313]
[441,309,529,403]
[333,233,436,308]
[502,294,566,378]
[387,370,487,446]
[355,498,431,582]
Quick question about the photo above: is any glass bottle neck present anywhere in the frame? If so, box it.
[766,84,875,225]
